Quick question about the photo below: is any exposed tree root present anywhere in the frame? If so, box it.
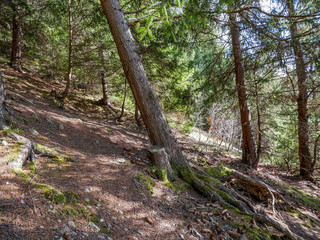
[7,132,35,170]
[178,166,305,240]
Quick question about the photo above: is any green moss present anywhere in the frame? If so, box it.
[137,172,154,195]
[28,161,36,172]
[34,183,52,190]
[180,166,196,185]
[44,188,79,205]
[206,165,233,178]
[63,205,79,216]
[290,187,320,211]
[14,170,31,181]
[172,181,190,193]
[35,143,74,163]
[8,145,21,162]
[3,128,24,137]
[35,143,60,156]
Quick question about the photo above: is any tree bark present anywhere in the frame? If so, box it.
[10,5,23,72]
[0,70,6,130]
[62,0,73,98]
[149,145,174,181]
[100,0,188,169]
[287,0,313,179]
[99,44,109,106]
[229,13,257,168]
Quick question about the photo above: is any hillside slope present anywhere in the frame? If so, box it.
[0,67,320,240]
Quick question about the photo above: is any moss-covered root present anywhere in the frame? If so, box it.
[180,167,240,211]
[198,174,251,214]
[253,213,303,240]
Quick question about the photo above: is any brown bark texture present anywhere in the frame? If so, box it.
[229,13,257,168]
[10,5,23,72]
[287,0,313,178]
[0,69,6,130]
[99,45,109,106]
[100,0,188,169]
[62,0,73,98]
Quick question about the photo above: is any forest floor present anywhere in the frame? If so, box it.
[0,66,320,240]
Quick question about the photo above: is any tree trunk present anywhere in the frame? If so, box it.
[99,44,109,106]
[229,13,257,168]
[100,0,188,169]
[117,78,127,121]
[62,0,73,98]
[10,5,22,72]
[0,70,6,130]
[287,0,313,179]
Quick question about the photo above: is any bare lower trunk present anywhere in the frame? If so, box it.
[117,79,127,121]
[229,13,257,168]
[101,69,108,105]
[135,103,143,128]
[62,0,73,98]
[100,0,188,169]
[0,70,6,129]
[287,0,313,179]
[255,82,262,163]
[10,6,22,72]
[99,45,109,106]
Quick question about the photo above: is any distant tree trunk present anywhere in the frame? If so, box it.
[255,81,262,163]
[287,0,313,179]
[0,70,6,130]
[100,0,188,169]
[10,5,22,72]
[99,44,109,106]
[62,0,73,98]
[229,13,257,168]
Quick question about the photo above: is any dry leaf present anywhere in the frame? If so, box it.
[145,216,153,225]
[128,152,134,156]
[124,147,132,151]
[187,209,195,213]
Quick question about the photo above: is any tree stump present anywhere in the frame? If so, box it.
[149,145,174,181]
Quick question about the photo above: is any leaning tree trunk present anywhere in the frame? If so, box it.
[0,70,6,130]
[287,0,313,179]
[10,5,23,72]
[229,13,257,168]
[62,0,73,98]
[100,0,188,169]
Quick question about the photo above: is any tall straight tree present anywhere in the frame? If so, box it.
[62,0,73,97]
[229,11,257,168]
[10,3,23,72]
[286,0,313,179]
[99,0,188,169]
[0,70,6,129]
